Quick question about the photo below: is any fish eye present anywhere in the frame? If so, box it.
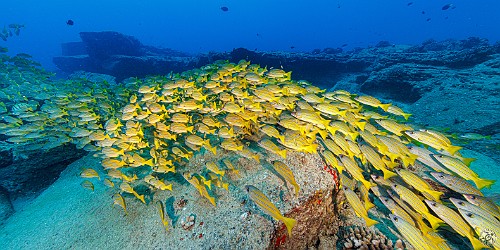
[458,201,464,205]
[394,217,399,221]
[431,202,437,206]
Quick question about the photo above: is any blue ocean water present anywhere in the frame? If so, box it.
[1,0,500,70]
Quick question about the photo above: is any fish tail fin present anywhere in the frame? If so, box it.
[424,213,444,230]
[204,180,212,189]
[384,159,399,169]
[379,103,391,112]
[218,170,225,177]
[349,132,359,141]
[279,149,287,159]
[138,194,146,204]
[447,145,462,155]
[474,178,496,189]
[145,159,155,167]
[364,201,375,211]
[250,115,258,123]
[326,126,338,135]
[281,216,297,237]
[317,129,328,140]
[361,179,374,191]
[364,216,378,227]
[334,163,344,174]
[424,189,443,201]
[381,167,397,180]
[384,152,399,163]
[204,141,217,155]
[402,112,412,120]
[469,236,489,250]
[278,135,285,143]
[356,121,366,131]
[309,144,318,154]
[253,154,260,162]
[285,71,292,79]
[417,220,433,235]
[293,184,300,196]
[462,157,476,166]
[206,196,216,207]
[401,157,413,168]
[187,126,194,133]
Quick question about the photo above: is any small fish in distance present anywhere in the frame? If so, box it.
[442,4,455,10]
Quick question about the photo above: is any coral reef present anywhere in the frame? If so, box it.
[340,226,396,250]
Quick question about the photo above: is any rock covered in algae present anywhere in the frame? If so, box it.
[0,57,498,250]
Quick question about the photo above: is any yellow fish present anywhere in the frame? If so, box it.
[430,154,495,189]
[245,185,297,236]
[112,193,127,214]
[157,201,169,231]
[272,161,300,195]
[405,130,462,155]
[321,150,343,173]
[390,214,437,250]
[260,125,285,142]
[120,183,145,204]
[391,183,443,229]
[222,158,240,178]
[101,158,127,169]
[339,155,372,190]
[386,105,412,120]
[397,169,443,201]
[463,194,500,220]
[425,199,488,250]
[206,161,225,176]
[456,207,500,249]
[258,139,287,159]
[354,95,391,111]
[80,168,100,180]
[343,186,378,227]
[80,180,94,191]
[359,144,396,180]
[144,175,172,191]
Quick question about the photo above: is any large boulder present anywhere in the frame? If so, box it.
[79,31,144,59]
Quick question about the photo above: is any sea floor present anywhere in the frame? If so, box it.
[0,147,498,249]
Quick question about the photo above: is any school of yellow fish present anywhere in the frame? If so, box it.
[0,54,498,249]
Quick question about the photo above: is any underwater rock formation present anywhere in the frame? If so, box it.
[0,186,13,225]
[54,31,193,81]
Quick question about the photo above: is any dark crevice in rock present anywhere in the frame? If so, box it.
[0,144,86,200]
[0,149,13,169]
[361,81,422,104]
